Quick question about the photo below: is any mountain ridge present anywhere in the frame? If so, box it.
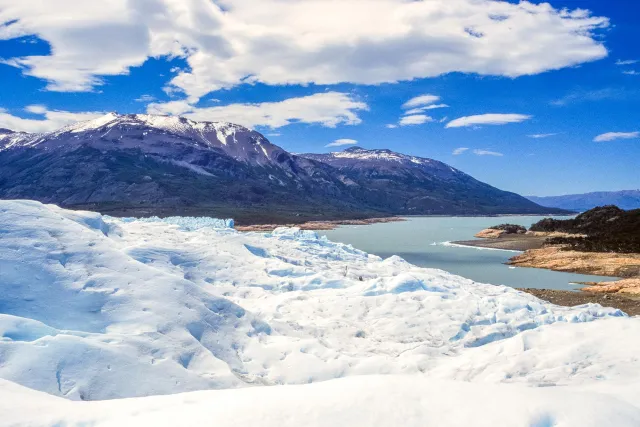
[0,114,568,223]
[527,190,640,212]
[301,146,562,216]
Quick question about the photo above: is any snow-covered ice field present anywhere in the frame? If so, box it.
[1,200,639,426]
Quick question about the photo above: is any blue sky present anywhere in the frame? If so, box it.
[0,0,638,196]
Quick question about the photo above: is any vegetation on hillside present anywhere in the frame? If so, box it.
[530,206,640,253]
[488,224,527,234]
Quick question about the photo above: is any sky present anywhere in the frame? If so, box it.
[0,0,638,197]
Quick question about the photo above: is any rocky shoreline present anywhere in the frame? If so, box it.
[455,225,640,312]
[452,234,547,251]
[517,288,640,316]
[235,216,405,232]
[507,246,640,279]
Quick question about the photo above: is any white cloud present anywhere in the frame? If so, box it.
[326,138,358,148]
[0,106,104,133]
[452,147,469,155]
[402,95,441,109]
[616,60,638,66]
[551,88,623,106]
[399,114,434,126]
[385,124,398,129]
[593,132,639,142]
[135,95,157,103]
[473,149,503,156]
[1,0,609,101]
[24,105,48,114]
[422,104,449,111]
[404,105,449,115]
[446,114,531,128]
[147,92,368,129]
[623,70,640,76]
[528,133,558,139]
[392,94,445,126]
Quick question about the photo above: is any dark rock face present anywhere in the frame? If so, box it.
[0,115,564,223]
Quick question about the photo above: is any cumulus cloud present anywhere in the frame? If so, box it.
[0,106,104,133]
[593,132,639,142]
[399,114,434,126]
[147,92,368,129]
[528,133,558,139]
[473,149,503,156]
[446,114,531,128]
[0,0,609,101]
[385,124,398,129]
[452,147,469,155]
[326,138,358,148]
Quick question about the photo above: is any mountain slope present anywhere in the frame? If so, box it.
[527,190,640,212]
[302,147,563,215]
[0,114,376,223]
[0,114,565,222]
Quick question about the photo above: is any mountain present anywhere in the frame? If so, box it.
[301,147,563,215]
[0,114,565,223]
[527,190,640,212]
[0,113,370,223]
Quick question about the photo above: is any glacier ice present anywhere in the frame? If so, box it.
[0,200,639,425]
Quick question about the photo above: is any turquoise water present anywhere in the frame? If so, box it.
[319,216,618,291]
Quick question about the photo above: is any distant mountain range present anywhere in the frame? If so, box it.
[0,113,567,223]
[527,191,640,212]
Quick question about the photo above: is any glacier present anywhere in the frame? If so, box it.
[1,200,639,426]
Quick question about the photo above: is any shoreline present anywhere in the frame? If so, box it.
[455,229,640,299]
[235,216,405,232]
[517,288,640,316]
[451,235,547,252]
[234,212,573,232]
[507,246,640,279]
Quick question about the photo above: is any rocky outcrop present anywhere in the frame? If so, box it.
[474,229,506,239]
[508,246,640,277]
[580,278,640,295]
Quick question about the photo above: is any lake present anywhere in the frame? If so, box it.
[318,216,618,291]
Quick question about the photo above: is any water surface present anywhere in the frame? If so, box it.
[319,216,617,291]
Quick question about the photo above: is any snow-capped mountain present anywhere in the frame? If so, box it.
[0,113,362,221]
[1,113,285,167]
[311,146,447,164]
[302,147,557,215]
[0,115,565,221]
[0,128,40,150]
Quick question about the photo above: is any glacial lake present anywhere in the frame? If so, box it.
[318,216,618,291]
